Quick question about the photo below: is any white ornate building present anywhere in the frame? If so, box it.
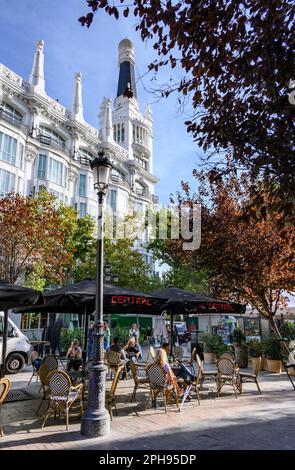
[0,38,158,266]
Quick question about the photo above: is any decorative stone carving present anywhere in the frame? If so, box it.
[25,149,38,163]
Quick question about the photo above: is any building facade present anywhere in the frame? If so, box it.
[0,38,158,262]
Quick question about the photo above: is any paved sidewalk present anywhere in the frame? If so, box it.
[0,363,295,450]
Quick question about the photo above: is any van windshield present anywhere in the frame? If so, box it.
[0,317,15,337]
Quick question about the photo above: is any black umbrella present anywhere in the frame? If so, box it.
[0,284,43,377]
[153,286,246,352]
[14,281,167,363]
[154,286,246,315]
[45,280,166,314]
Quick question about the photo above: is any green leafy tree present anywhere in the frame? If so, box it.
[0,191,76,285]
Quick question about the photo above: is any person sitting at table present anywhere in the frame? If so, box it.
[154,348,184,398]
[124,337,140,371]
[67,339,82,371]
[110,337,127,362]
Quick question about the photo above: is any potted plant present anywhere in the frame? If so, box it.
[231,328,248,368]
[247,340,266,371]
[280,322,295,375]
[202,333,225,363]
[265,336,282,373]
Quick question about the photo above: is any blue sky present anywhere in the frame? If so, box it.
[0,0,202,204]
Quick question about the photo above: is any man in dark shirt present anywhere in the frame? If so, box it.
[109,337,127,361]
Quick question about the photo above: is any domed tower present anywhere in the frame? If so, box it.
[113,39,154,176]
[117,38,137,99]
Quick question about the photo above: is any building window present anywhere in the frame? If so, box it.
[79,202,87,217]
[39,125,65,150]
[18,143,24,169]
[49,157,63,186]
[0,168,15,195]
[0,132,17,166]
[17,176,23,193]
[79,148,94,165]
[37,154,47,179]
[135,156,148,170]
[79,174,86,197]
[136,201,143,212]
[121,123,125,142]
[0,103,22,127]
[110,189,117,211]
[113,124,116,142]
[111,168,125,182]
[50,189,64,202]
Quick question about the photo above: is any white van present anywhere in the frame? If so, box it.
[0,312,34,373]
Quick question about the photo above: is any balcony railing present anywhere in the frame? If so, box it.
[37,133,66,151]
[0,107,22,128]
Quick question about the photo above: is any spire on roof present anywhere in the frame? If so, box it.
[71,72,84,121]
[29,40,45,95]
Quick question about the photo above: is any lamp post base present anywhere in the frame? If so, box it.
[80,362,110,438]
[81,408,110,437]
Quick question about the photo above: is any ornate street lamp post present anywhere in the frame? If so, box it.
[81,151,112,437]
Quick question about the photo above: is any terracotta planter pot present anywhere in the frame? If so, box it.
[204,352,216,364]
[266,359,282,373]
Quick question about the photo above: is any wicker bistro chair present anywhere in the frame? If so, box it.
[129,358,150,402]
[219,351,236,362]
[106,364,124,420]
[145,363,179,413]
[195,354,218,385]
[42,370,83,430]
[36,363,51,415]
[0,378,11,437]
[42,354,58,372]
[216,357,240,398]
[105,350,128,380]
[238,356,262,394]
[28,351,40,386]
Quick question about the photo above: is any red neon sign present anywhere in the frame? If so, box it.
[111,296,153,306]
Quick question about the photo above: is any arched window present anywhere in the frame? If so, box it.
[117,124,121,143]
[113,124,117,141]
[121,123,125,142]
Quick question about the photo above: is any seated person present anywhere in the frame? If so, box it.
[109,337,127,362]
[67,339,82,371]
[154,348,183,397]
[124,337,140,371]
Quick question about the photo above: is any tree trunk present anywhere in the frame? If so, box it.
[268,315,290,357]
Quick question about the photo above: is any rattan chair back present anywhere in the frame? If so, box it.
[42,354,58,371]
[46,370,71,398]
[106,350,121,366]
[146,363,166,390]
[217,357,236,376]
[219,351,235,362]
[0,378,10,404]
[39,363,50,386]
[109,365,124,399]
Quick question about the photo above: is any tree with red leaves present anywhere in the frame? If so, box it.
[79,0,295,223]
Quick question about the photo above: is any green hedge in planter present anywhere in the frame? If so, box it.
[247,340,262,358]
[202,333,225,354]
[264,336,281,360]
